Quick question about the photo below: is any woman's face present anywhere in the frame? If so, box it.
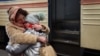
[14,14,26,28]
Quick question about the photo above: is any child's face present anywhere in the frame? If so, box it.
[24,22,42,30]
[24,22,34,29]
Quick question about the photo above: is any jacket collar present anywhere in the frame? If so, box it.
[7,22,26,31]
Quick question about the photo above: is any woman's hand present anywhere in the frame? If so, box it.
[37,36,47,43]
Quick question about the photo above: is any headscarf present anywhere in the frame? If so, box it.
[8,6,20,21]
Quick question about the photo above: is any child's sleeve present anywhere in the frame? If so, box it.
[41,25,50,34]
[6,43,31,54]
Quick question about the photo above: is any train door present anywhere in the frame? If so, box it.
[49,0,80,56]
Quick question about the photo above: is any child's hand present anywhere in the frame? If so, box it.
[34,24,42,31]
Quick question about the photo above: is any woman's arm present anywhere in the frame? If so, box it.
[41,25,50,34]
[6,25,38,44]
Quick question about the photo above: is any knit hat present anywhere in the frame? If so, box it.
[8,6,20,21]
[25,13,45,24]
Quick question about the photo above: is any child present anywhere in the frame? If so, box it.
[24,13,46,37]
[6,13,47,56]
[24,13,47,56]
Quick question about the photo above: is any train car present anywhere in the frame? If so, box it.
[81,0,100,55]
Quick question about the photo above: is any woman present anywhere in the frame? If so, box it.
[5,6,50,56]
